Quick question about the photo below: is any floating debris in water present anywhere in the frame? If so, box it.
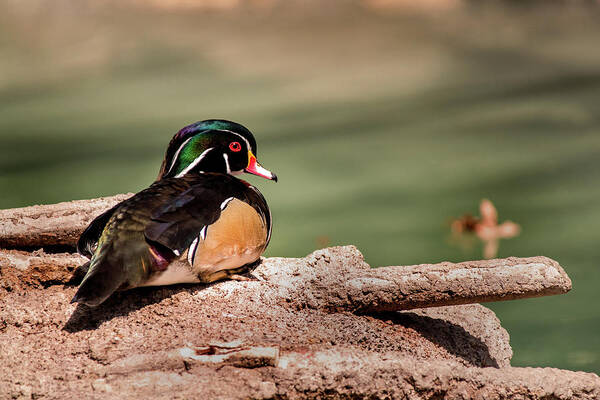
[450,199,520,259]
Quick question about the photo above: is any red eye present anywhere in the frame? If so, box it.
[229,142,242,152]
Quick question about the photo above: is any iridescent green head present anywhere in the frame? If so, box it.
[158,119,277,182]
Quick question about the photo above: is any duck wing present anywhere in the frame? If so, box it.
[144,174,250,254]
[77,204,120,258]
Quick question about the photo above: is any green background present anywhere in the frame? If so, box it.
[1,1,599,372]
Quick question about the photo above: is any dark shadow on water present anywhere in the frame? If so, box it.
[369,311,500,368]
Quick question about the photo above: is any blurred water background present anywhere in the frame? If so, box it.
[1,0,599,373]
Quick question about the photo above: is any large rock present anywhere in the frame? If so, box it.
[0,246,597,399]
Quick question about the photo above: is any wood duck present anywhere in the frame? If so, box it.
[71,119,277,306]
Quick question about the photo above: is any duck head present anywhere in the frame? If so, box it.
[158,119,277,182]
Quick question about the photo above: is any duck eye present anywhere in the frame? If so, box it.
[229,141,242,152]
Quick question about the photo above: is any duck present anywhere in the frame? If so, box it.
[71,119,277,307]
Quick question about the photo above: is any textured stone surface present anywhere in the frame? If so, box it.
[0,193,133,248]
[0,249,86,296]
[0,245,597,399]
[256,248,572,313]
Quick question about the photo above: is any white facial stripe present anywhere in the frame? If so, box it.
[187,237,199,265]
[170,129,252,177]
[175,147,214,178]
[217,129,252,152]
[200,226,207,240]
[166,136,193,175]
[223,153,231,174]
[220,197,234,210]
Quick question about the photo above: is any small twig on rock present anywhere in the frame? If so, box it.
[179,345,279,368]
[101,342,279,377]
[0,193,133,248]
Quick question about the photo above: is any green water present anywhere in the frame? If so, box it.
[1,2,599,373]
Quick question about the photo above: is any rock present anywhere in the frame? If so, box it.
[0,193,133,248]
[0,246,597,399]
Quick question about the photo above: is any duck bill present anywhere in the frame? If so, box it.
[245,151,278,182]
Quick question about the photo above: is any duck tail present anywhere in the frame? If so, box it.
[70,244,127,307]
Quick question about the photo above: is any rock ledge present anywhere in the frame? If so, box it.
[1,244,598,399]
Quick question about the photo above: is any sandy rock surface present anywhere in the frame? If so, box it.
[1,246,598,399]
[0,193,133,249]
